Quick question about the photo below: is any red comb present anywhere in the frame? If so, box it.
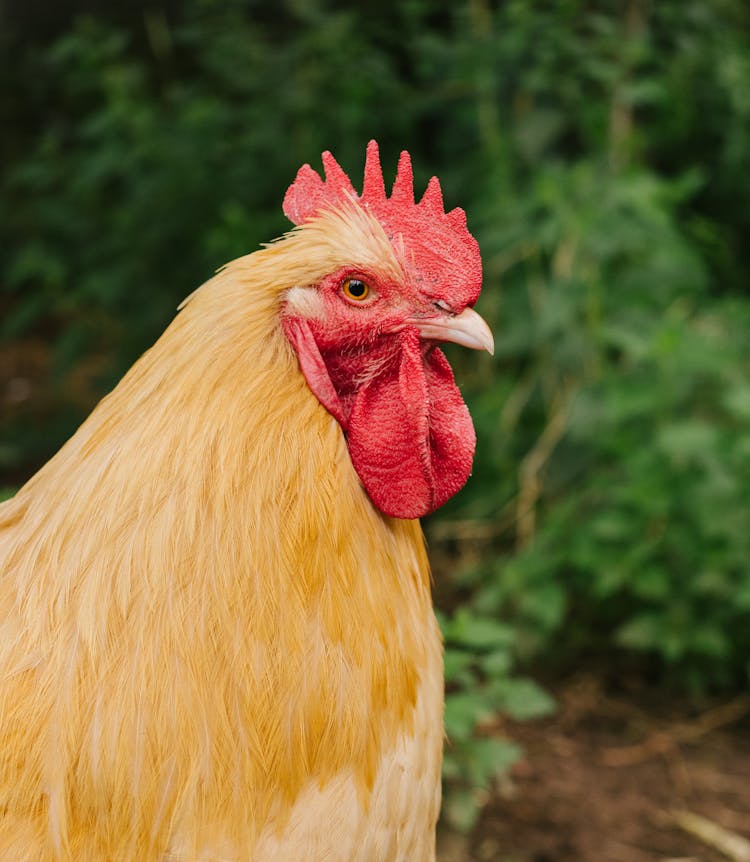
[284,140,468,232]
[283,140,482,307]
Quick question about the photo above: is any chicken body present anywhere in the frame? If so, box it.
[0,144,488,861]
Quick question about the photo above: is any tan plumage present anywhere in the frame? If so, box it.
[0,206,445,860]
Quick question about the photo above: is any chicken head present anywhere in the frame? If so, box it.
[281,141,493,520]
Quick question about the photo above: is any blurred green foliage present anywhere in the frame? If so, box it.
[2,0,750,831]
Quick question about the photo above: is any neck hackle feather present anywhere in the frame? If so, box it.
[0,205,442,860]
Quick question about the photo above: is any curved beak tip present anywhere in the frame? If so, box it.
[409,306,495,356]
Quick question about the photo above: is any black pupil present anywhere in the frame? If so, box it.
[347,279,366,297]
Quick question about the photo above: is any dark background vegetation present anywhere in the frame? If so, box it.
[2,0,749,849]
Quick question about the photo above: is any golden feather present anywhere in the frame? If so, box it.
[0,208,443,861]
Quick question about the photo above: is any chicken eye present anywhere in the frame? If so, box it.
[341,278,371,302]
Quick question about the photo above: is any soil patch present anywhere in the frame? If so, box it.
[440,673,750,862]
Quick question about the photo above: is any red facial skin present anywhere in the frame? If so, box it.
[283,265,477,520]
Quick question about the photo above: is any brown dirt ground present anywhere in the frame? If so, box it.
[438,673,750,862]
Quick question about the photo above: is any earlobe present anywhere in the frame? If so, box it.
[284,286,325,319]
[282,316,348,429]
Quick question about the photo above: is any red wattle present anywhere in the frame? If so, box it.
[347,331,475,520]
[283,317,348,428]
[284,320,475,520]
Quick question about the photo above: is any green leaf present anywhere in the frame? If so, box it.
[444,692,493,740]
[494,679,556,720]
[443,610,514,651]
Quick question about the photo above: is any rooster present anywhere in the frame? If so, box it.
[0,141,492,861]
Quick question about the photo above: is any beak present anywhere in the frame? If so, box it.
[407,307,495,356]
